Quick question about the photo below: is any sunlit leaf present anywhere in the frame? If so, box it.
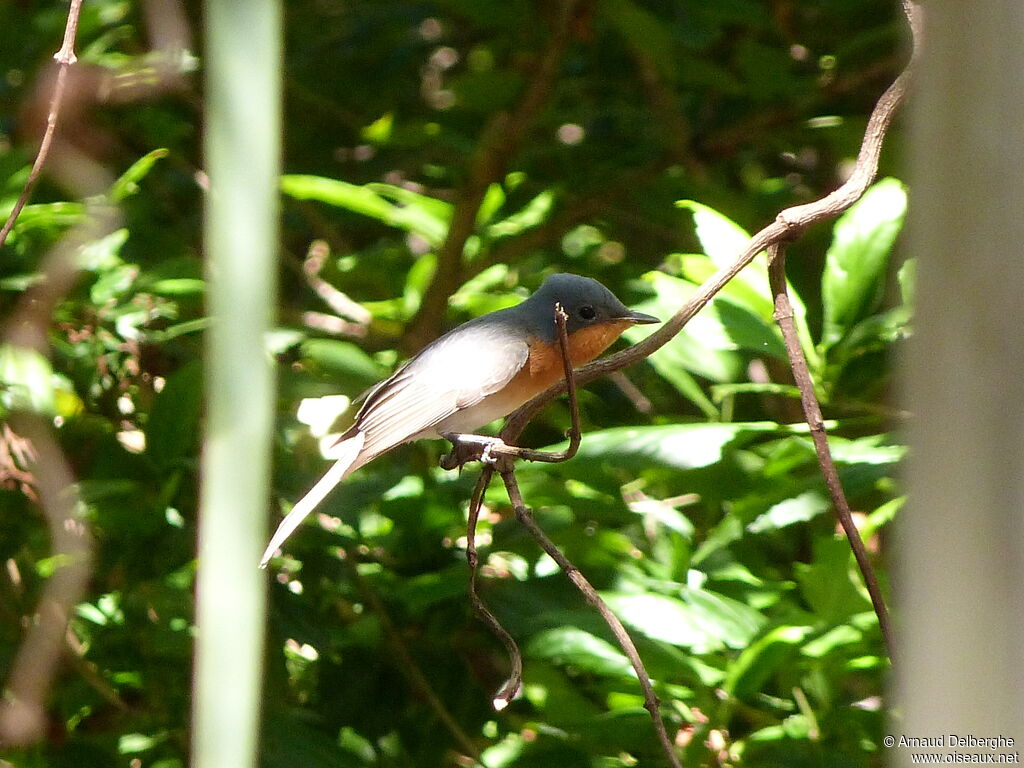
[561,422,778,471]
[525,627,634,678]
[282,175,451,246]
[724,624,813,699]
[110,148,169,202]
[0,345,55,414]
[821,178,908,348]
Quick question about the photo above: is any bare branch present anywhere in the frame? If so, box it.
[501,0,923,443]
[499,467,685,768]
[0,415,92,746]
[464,466,522,711]
[0,0,85,250]
[295,239,373,325]
[767,245,896,660]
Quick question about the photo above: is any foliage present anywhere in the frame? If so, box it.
[1,1,907,766]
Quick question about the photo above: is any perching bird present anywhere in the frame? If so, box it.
[261,273,659,566]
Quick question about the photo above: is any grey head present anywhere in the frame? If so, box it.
[516,273,659,342]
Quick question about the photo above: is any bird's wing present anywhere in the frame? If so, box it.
[355,320,530,459]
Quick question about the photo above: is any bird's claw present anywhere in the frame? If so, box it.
[440,433,508,470]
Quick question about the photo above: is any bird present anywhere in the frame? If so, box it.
[261,273,659,567]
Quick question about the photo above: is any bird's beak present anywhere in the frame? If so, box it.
[620,309,660,325]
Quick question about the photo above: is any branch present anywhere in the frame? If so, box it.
[767,245,896,660]
[463,465,521,710]
[441,304,580,469]
[448,307,684,766]
[501,0,923,443]
[0,415,92,746]
[402,0,581,353]
[293,239,372,325]
[0,0,84,250]
[498,467,684,768]
[455,301,579,713]
[452,304,576,711]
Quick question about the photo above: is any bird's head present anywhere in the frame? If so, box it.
[524,273,659,340]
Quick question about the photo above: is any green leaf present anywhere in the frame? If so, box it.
[78,228,129,272]
[484,189,555,239]
[5,201,87,234]
[109,148,169,203]
[525,627,634,678]
[475,182,505,225]
[677,252,773,320]
[449,264,522,315]
[0,273,45,291]
[602,593,723,652]
[678,200,760,275]
[681,586,766,648]
[282,174,393,218]
[298,339,387,386]
[827,434,907,466]
[724,624,813,699]
[801,623,863,658]
[149,317,211,342]
[747,490,830,533]
[148,278,205,295]
[674,206,818,370]
[625,272,745,383]
[367,183,453,244]
[821,178,908,348]
[361,112,393,144]
[119,732,165,754]
[90,263,138,304]
[628,270,787,379]
[603,588,764,653]
[282,175,451,246]
[0,345,56,414]
[560,422,778,472]
[898,257,915,306]
[795,536,872,622]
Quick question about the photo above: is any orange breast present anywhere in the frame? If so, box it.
[501,319,633,404]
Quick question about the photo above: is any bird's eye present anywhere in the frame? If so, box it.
[577,305,597,321]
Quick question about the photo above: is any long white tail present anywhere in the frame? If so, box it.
[259,431,366,568]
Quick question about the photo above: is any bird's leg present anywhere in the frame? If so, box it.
[439,432,509,470]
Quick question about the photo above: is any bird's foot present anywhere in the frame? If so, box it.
[439,433,509,470]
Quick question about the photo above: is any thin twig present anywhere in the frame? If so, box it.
[501,0,923,444]
[449,306,683,765]
[498,467,684,768]
[294,239,372,325]
[463,466,523,710]
[527,303,581,461]
[0,0,84,250]
[456,304,577,709]
[441,304,580,469]
[767,245,896,660]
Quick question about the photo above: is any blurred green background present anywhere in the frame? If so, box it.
[1,1,909,765]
